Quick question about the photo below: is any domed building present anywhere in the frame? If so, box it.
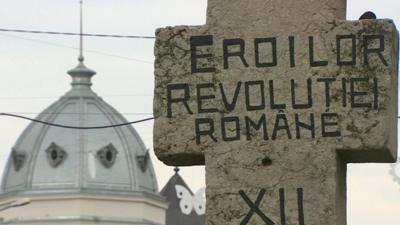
[0,56,167,224]
[0,3,207,224]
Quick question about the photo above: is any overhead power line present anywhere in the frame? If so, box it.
[0,112,153,116]
[0,93,152,100]
[1,113,399,130]
[0,113,154,129]
[0,28,155,39]
[0,33,153,64]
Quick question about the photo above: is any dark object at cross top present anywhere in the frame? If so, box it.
[359,11,377,20]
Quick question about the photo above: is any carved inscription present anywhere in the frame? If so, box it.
[154,2,398,225]
[239,188,305,225]
[165,34,389,145]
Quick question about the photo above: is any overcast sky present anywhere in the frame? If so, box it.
[0,0,399,224]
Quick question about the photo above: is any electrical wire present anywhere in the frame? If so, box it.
[0,33,153,64]
[0,112,153,116]
[0,113,154,130]
[0,93,152,100]
[0,28,155,39]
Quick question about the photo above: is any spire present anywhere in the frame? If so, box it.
[67,0,96,87]
[79,0,84,62]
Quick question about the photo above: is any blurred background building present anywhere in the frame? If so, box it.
[0,53,205,225]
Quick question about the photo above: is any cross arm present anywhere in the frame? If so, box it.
[154,26,210,166]
[153,20,399,166]
[334,20,399,163]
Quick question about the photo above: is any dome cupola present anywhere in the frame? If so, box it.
[0,2,166,224]
[1,59,158,195]
[1,6,158,195]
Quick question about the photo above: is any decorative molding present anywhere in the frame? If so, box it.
[136,150,150,172]
[1,215,163,225]
[97,143,118,168]
[45,142,67,168]
[0,189,167,206]
[11,148,26,172]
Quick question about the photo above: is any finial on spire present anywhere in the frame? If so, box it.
[67,0,96,87]
[79,0,84,62]
[174,167,180,173]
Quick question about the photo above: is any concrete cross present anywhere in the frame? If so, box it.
[153,0,399,224]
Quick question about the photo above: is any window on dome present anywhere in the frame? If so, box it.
[106,150,113,161]
[136,150,150,172]
[11,148,26,172]
[45,142,67,168]
[51,150,58,160]
[97,143,118,168]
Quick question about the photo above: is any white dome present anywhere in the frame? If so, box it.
[1,61,158,196]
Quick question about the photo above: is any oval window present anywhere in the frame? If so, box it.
[51,150,58,160]
[45,142,67,168]
[106,150,113,162]
[96,143,118,168]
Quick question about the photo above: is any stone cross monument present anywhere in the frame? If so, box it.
[153,0,399,224]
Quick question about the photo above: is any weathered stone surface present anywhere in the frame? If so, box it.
[153,0,398,225]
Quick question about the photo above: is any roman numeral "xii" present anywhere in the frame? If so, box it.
[239,188,305,225]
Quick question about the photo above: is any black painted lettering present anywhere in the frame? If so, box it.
[272,113,292,140]
[190,35,215,73]
[289,36,295,67]
[223,38,249,69]
[317,78,336,108]
[197,83,218,113]
[297,188,305,225]
[269,80,286,109]
[363,35,388,66]
[342,78,347,107]
[245,80,266,111]
[195,118,217,144]
[291,79,313,109]
[350,78,372,108]
[321,113,341,137]
[167,83,193,118]
[280,188,305,225]
[221,117,241,141]
[336,35,356,65]
[309,36,328,67]
[254,38,277,67]
[219,82,242,112]
[295,113,315,139]
[239,189,274,225]
[245,114,268,141]
[373,78,379,109]
[279,188,286,225]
